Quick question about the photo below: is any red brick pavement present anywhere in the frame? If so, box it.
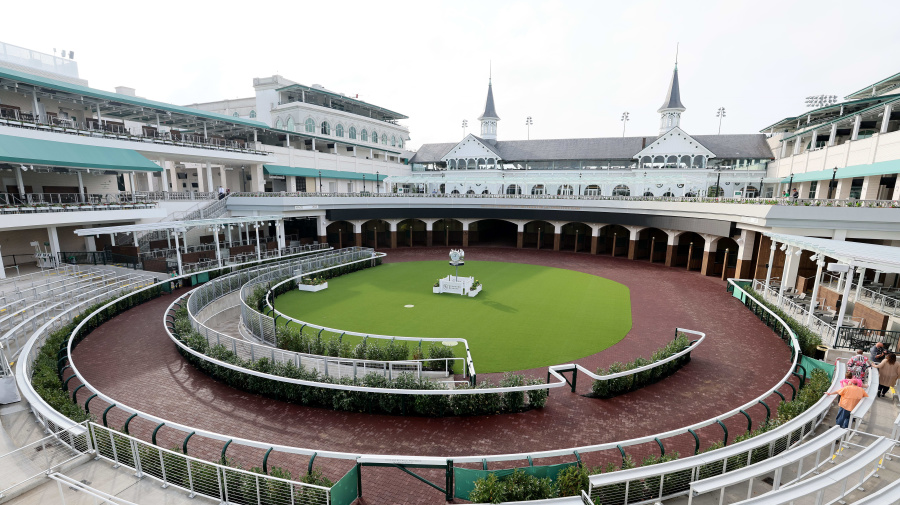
[69,247,797,504]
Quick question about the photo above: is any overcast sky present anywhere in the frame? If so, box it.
[4,0,899,149]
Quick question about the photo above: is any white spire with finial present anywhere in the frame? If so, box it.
[478,62,500,140]
[658,44,686,135]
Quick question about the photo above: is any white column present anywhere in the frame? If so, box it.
[881,104,893,134]
[810,131,818,150]
[206,162,214,193]
[851,115,862,141]
[779,246,801,304]
[836,266,855,332]
[76,171,85,202]
[764,242,777,290]
[196,164,206,193]
[110,233,116,246]
[32,90,42,123]
[146,171,155,192]
[218,165,227,191]
[173,231,183,276]
[287,175,296,193]
[806,259,825,326]
[792,137,802,155]
[780,141,788,158]
[254,223,262,261]
[183,231,188,254]
[828,124,838,146]
[132,231,139,247]
[854,267,866,302]
[84,234,96,252]
[213,227,222,268]
[15,165,26,198]
[0,246,5,279]
[276,219,286,253]
[47,226,61,264]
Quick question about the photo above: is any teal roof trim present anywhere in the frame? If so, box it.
[779,159,900,184]
[845,71,900,100]
[0,66,269,130]
[0,134,161,172]
[263,165,385,181]
[780,95,900,142]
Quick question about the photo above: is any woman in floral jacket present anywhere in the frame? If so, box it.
[847,349,870,383]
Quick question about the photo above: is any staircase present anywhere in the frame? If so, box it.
[116,196,231,252]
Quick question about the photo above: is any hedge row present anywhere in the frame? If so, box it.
[745,287,822,356]
[175,309,548,417]
[590,333,692,398]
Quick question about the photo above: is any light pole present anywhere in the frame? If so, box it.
[788,172,794,197]
[362,173,366,193]
[376,171,380,193]
[526,116,533,140]
[318,170,322,193]
[716,107,726,135]
[759,177,764,198]
[829,166,838,199]
[713,171,722,198]
[620,112,630,137]
[462,119,468,136]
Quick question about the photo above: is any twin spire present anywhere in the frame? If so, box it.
[478,75,500,140]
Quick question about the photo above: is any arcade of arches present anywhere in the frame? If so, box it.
[317,217,782,279]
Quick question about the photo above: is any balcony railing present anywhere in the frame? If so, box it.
[228,191,900,207]
[0,109,270,156]
[0,192,160,214]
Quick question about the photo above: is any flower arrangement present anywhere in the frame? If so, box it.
[434,279,441,287]
[472,279,481,289]
[301,276,326,286]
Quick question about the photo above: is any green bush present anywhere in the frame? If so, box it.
[591,333,692,398]
[468,469,555,503]
[745,288,822,356]
[555,465,589,496]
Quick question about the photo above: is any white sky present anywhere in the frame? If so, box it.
[4,0,900,149]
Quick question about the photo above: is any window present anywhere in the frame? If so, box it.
[361,129,368,142]
[233,112,239,117]
[249,110,257,118]
[381,133,387,145]
[305,118,315,133]
[808,181,818,199]
[328,182,336,193]
[321,121,331,135]
[398,137,403,148]
[531,184,545,195]
[371,130,378,143]
[558,185,573,196]
[274,117,283,129]
[505,184,521,195]
[391,135,396,147]
[584,185,600,196]
[285,116,295,132]
[347,182,353,192]
[349,126,357,139]
[612,185,630,196]
[336,124,344,137]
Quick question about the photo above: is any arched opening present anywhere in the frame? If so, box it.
[712,237,739,278]
[466,189,475,195]
[636,228,668,262]
[707,185,724,197]
[662,192,675,197]
[675,232,704,271]
[643,191,654,197]
[439,183,446,194]
[744,185,759,198]
[434,219,464,246]
[612,185,630,196]
[598,225,629,256]
[531,184,545,195]
[561,222,591,252]
[451,189,460,194]
[481,189,490,195]
[584,184,601,196]
[398,219,426,247]
[326,221,354,249]
[558,185,574,196]
[469,219,517,247]
[506,184,522,195]
[362,220,391,249]
[523,220,554,249]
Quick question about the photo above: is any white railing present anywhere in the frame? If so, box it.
[751,279,838,345]
[0,264,80,290]
[0,421,92,500]
[89,422,329,505]
[47,473,138,505]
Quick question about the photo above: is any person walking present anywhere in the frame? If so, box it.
[872,353,900,397]
[871,342,888,364]
[825,381,869,429]
[791,188,799,199]
[847,349,870,383]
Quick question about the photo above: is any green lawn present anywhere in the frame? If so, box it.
[275,261,632,373]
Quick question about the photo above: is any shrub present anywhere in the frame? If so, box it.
[468,469,554,503]
[591,333,693,399]
[425,342,455,371]
[555,465,589,496]
[745,288,822,356]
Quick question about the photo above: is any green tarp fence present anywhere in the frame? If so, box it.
[330,464,359,505]
[731,280,751,303]
[454,462,576,500]
[801,355,835,381]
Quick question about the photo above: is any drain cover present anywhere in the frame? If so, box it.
[404,304,414,308]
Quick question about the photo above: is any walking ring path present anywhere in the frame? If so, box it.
[68,247,798,504]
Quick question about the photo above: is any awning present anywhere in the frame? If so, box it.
[263,165,385,181]
[780,159,900,184]
[0,135,162,172]
[765,232,900,274]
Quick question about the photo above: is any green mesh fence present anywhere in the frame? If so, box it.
[331,464,359,505]
[453,462,576,500]
[801,355,835,380]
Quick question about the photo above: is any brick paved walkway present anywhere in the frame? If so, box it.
[69,247,796,504]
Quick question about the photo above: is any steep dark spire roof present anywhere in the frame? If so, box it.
[657,65,685,112]
[478,80,499,120]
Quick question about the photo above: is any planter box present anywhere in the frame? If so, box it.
[298,282,328,292]
[433,287,441,293]
[467,285,482,297]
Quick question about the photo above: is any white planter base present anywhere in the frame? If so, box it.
[433,275,481,297]
[467,285,482,297]
[298,282,328,292]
